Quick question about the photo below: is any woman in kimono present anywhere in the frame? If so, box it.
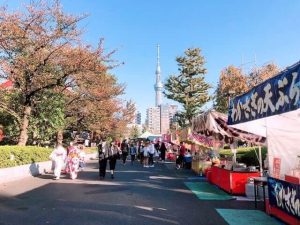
[50,145,67,180]
[66,145,83,179]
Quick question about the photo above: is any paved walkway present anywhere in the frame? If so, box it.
[0,159,262,225]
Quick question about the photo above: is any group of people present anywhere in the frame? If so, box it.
[50,139,189,181]
[97,139,168,179]
[139,140,167,168]
[98,140,119,179]
[49,142,86,180]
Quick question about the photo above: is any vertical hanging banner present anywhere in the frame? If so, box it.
[228,62,300,125]
[268,177,300,219]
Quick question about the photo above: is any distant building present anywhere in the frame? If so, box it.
[160,104,170,135]
[146,104,178,135]
[146,107,161,134]
[168,104,178,123]
[135,111,141,125]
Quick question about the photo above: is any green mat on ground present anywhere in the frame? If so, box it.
[184,182,235,200]
[216,209,281,225]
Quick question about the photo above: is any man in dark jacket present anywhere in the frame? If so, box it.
[98,140,109,179]
[120,139,129,165]
[176,142,186,169]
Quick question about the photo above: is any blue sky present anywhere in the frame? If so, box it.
[2,0,300,122]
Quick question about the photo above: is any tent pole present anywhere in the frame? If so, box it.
[259,145,263,176]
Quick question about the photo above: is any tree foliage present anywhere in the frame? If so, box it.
[164,48,211,127]
[247,63,279,88]
[129,125,141,139]
[0,0,132,145]
[213,66,248,113]
[28,90,66,145]
[213,63,280,113]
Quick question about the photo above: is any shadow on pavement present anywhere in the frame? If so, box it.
[0,159,261,225]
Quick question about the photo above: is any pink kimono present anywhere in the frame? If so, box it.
[66,146,83,179]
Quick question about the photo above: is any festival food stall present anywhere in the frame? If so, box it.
[186,133,214,175]
[228,61,300,224]
[173,128,214,172]
[192,110,264,195]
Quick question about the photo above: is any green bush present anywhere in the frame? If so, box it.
[239,147,267,167]
[219,146,267,167]
[0,146,53,168]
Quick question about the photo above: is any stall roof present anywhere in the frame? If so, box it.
[192,110,266,145]
[188,133,214,147]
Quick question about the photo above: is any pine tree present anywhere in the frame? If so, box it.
[164,48,211,127]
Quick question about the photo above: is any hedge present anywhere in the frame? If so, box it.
[0,146,53,168]
[219,146,267,167]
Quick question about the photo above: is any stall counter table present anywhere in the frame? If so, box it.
[210,166,260,195]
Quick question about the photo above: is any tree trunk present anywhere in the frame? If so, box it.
[18,105,32,146]
[57,129,63,146]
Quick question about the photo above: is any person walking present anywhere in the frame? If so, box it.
[98,140,109,179]
[129,142,137,165]
[143,141,150,168]
[120,140,129,165]
[139,141,144,164]
[65,144,84,179]
[50,144,67,180]
[78,145,86,171]
[160,141,167,163]
[176,142,186,169]
[108,141,119,179]
[148,141,155,167]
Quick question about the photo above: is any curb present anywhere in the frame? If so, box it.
[0,153,97,184]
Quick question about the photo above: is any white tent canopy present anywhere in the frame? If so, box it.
[230,109,300,177]
[139,131,161,140]
[139,131,154,139]
[228,61,300,178]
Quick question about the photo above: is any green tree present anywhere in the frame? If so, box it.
[129,125,141,139]
[0,1,123,145]
[0,91,23,144]
[164,48,211,127]
[28,90,66,145]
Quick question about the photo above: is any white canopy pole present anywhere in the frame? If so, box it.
[230,141,238,164]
